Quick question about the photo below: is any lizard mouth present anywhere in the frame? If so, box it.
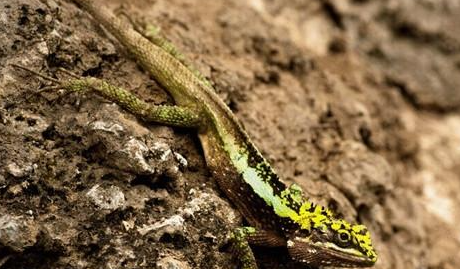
[287,238,375,267]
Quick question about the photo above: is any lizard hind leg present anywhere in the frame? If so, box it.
[11,64,71,102]
[12,64,202,128]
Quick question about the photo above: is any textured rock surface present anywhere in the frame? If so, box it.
[1,0,459,268]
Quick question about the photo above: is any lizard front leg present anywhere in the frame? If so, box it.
[231,227,286,269]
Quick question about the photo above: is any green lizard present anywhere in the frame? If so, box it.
[15,0,377,267]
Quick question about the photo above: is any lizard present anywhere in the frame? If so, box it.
[14,0,378,268]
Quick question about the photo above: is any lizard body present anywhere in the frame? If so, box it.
[21,0,378,267]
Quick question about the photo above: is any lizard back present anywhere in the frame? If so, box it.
[70,2,378,266]
[72,0,313,233]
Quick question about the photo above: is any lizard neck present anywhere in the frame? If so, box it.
[198,105,303,232]
[199,106,337,236]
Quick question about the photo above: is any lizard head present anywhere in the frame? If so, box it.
[278,184,377,267]
[288,213,377,267]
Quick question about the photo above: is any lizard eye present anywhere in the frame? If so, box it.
[336,229,351,247]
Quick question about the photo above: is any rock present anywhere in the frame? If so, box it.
[0,213,39,252]
[157,256,191,269]
[86,185,126,211]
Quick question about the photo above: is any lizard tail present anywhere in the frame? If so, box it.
[69,0,195,103]
[71,0,139,50]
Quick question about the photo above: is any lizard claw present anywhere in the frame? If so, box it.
[11,64,84,102]
[11,64,61,84]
